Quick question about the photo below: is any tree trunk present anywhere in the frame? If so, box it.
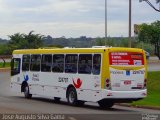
[0,57,6,67]
[154,43,160,60]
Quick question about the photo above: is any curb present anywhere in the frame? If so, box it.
[147,60,160,63]
[117,103,160,110]
[0,68,10,72]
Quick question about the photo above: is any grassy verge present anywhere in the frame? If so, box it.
[0,62,10,68]
[131,71,160,107]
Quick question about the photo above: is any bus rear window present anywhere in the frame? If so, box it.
[109,52,144,66]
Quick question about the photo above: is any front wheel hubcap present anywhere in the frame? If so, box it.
[24,86,29,96]
[69,91,75,103]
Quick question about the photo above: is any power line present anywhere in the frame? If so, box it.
[140,0,160,12]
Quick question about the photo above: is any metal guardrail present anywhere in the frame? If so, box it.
[0,55,12,59]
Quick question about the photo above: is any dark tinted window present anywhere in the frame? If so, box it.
[52,54,64,73]
[22,55,30,71]
[30,55,41,71]
[65,54,78,73]
[41,54,52,72]
[93,54,101,75]
[11,58,21,76]
[78,54,92,74]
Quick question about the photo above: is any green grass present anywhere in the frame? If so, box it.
[0,62,10,68]
[131,71,160,107]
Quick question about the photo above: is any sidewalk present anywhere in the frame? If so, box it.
[0,67,10,72]
[117,103,160,110]
[147,56,160,63]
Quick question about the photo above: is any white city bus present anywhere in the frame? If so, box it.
[11,47,147,108]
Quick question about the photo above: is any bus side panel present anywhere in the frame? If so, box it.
[21,69,103,101]
[77,89,102,102]
[75,74,102,102]
[26,72,66,98]
[11,80,21,93]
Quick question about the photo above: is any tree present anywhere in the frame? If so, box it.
[8,33,26,50]
[138,21,160,59]
[0,44,9,55]
[96,38,105,46]
[23,31,43,49]
[135,42,154,55]
[8,31,44,54]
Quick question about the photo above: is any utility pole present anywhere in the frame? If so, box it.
[105,0,108,46]
[129,0,132,48]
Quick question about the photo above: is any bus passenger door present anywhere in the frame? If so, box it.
[11,58,21,83]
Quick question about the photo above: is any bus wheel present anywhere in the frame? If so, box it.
[67,87,78,106]
[24,84,32,99]
[98,100,114,109]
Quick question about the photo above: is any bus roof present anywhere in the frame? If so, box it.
[13,47,144,54]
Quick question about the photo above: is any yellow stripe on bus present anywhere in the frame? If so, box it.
[109,66,145,70]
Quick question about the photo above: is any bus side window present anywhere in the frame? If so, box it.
[52,54,64,73]
[11,58,21,76]
[41,54,52,72]
[65,54,78,73]
[22,55,30,71]
[30,55,41,71]
[78,54,92,74]
[93,54,101,75]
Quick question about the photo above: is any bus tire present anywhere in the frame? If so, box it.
[98,100,114,109]
[24,84,32,99]
[67,87,78,106]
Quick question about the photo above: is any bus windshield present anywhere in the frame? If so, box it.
[109,52,144,66]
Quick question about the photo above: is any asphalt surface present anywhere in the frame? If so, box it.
[0,72,160,120]
[148,62,160,71]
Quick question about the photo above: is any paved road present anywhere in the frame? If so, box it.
[0,72,160,120]
[147,56,160,71]
[148,62,160,71]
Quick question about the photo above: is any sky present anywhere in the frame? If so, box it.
[0,0,159,39]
